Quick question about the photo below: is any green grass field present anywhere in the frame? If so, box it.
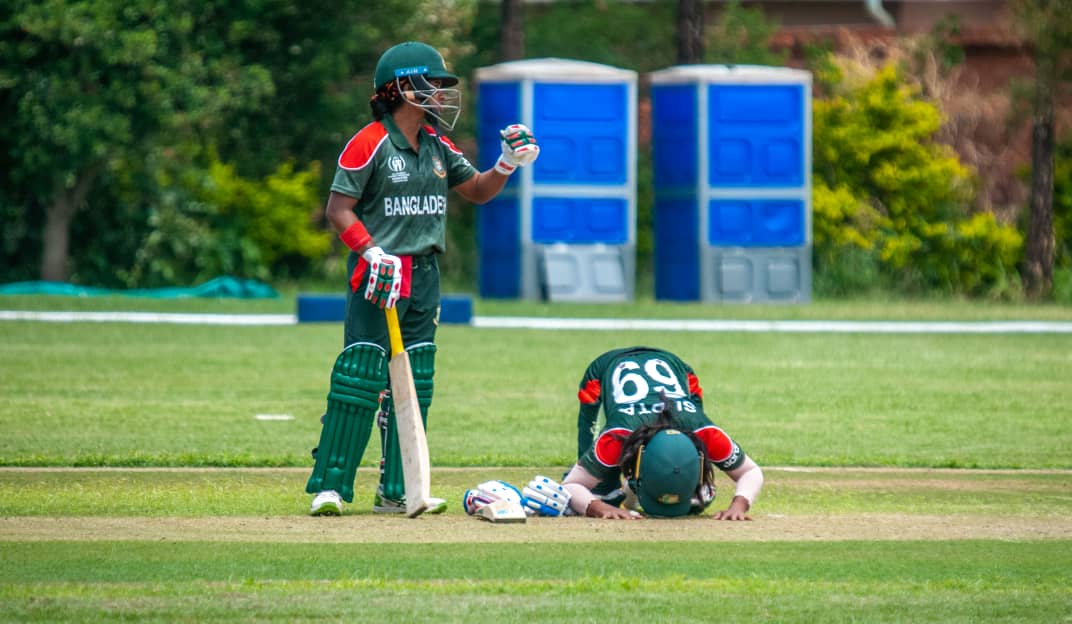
[1,295,1070,622]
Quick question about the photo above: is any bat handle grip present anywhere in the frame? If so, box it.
[385,306,404,357]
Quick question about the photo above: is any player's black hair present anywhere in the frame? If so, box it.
[370,80,404,120]
[369,77,444,129]
[616,402,715,493]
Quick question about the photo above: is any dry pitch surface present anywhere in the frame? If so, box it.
[2,467,1068,543]
[3,513,1068,544]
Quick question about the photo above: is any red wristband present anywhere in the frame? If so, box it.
[339,221,371,252]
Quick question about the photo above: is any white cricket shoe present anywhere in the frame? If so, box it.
[373,491,447,515]
[310,490,344,516]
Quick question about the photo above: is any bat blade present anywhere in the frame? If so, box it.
[385,307,432,518]
[476,498,527,524]
[389,352,432,518]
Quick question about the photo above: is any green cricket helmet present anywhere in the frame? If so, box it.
[374,41,461,129]
[629,428,702,518]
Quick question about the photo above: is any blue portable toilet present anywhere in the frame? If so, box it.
[474,59,637,301]
[650,65,812,303]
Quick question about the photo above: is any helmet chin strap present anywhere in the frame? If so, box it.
[396,75,461,130]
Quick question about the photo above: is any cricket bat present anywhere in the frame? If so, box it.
[384,306,433,518]
[476,498,527,524]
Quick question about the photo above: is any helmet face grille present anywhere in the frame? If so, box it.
[397,73,461,130]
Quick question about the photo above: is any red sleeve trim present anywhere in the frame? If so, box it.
[594,427,633,467]
[577,379,601,405]
[437,134,464,155]
[687,372,703,399]
[420,124,463,155]
[693,426,733,462]
[338,122,390,171]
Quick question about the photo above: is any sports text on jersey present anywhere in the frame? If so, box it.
[617,398,697,417]
[384,194,447,216]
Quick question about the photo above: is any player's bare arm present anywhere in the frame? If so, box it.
[452,169,510,204]
[454,123,539,204]
[711,456,764,521]
[561,463,642,520]
[325,192,369,248]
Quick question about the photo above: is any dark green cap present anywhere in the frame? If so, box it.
[374,41,459,89]
[634,429,701,518]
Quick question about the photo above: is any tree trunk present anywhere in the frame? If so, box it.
[677,0,705,64]
[500,0,524,62]
[41,169,97,282]
[1024,53,1056,300]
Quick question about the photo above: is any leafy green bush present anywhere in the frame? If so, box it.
[1054,268,1072,304]
[121,189,250,288]
[1045,138,1072,303]
[0,190,41,283]
[705,0,788,66]
[812,181,882,263]
[813,65,1023,298]
[811,181,883,297]
[122,154,329,287]
[203,159,331,273]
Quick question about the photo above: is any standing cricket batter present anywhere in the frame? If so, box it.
[305,41,539,516]
[562,346,764,519]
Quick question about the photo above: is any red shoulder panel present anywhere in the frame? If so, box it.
[687,372,703,399]
[338,122,390,171]
[693,426,733,462]
[578,379,602,405]
[594,427,632,467]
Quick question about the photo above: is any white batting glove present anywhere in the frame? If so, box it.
[361,246,402,309]
[495,123,540,175]
[462,488,496,515]
[522,475,572,517]
[463,480,530,515]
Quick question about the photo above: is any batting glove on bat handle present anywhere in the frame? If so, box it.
[361,246,402,309]
[495,123,539,175]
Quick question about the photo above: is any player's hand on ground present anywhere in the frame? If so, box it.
[585,499,643,520]
[522,475,571,516]
[360,246,402,309]
[711,496,753,521]
[494,123,539,174]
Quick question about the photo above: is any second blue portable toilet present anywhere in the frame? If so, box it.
[650,64,812,303]
[475,59,637,301]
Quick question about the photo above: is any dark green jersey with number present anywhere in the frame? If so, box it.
[575,347,746,483]
[330,115,477,256]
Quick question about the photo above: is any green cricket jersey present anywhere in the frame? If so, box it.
[575,347,747,483]
[331,115,477,256]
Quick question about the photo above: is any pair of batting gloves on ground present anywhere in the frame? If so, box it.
[463,475,572,518]
[359,124,539,310]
